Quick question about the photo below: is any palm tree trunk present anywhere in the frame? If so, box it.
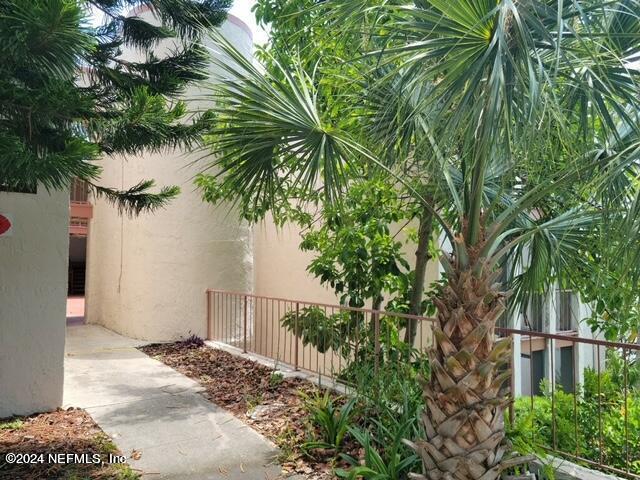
[404,208,433,345]
[407,234,532,480]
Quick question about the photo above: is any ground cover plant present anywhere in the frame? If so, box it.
[0,408,139,480]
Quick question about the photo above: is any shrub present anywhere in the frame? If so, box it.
[335,358,426,479]
[511,371,640,476]
[268,371,284,389]
[180,333,205,348]
[301,390,357,453]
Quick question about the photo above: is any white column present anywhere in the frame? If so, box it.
[510,258,524,397]
[512,310,523,397]
[545,286,557,390]
[0,187,68,417]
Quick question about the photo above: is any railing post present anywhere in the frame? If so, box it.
[243,295,248,353]
[354,315,359,362]
[206,290,212,340]
[294,302,300,371]
[374,312,380,374]
[509,333,515,426]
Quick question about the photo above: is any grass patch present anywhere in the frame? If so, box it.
[0,418,24,431]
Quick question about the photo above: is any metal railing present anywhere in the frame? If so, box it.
[205,289,640,479]
[205,289,436,378]
[498,327,640,479]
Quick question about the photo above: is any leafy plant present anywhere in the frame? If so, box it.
[337,359,427,478]
[301,390,357,453]
[274,179,437,365]
[281,307,348,353]
[180,333,205,348]
[244,393,264,413]
[0,417,24,430]
[299,180,413,311]
[510,369,640,476]
[275,424,300,463]
[93,433,119,455]
[337,426,419,480]
[269,371,284,388]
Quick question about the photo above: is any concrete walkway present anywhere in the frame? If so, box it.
[64,324,281,479]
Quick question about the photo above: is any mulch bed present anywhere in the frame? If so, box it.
[140,341,359,479]
[0,408,138,480]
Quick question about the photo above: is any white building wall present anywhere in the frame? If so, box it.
[0,188,68,417]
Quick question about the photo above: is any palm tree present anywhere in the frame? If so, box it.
[201,1,640,479]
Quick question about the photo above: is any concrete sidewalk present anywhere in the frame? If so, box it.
[64,324,281,479]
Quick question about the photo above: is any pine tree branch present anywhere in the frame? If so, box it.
[144,0,232,39]
[90,180,180,216]
[86,43,209,97]
[120,16,175,49]
[1,0,229,215]
[0,134,100,191]
[94,87,215,155]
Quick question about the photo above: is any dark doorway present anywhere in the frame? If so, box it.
[68,236,86,295]
[522,350,546,395]
[557,346,575,393]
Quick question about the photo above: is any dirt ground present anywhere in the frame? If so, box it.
[0,408,138,480]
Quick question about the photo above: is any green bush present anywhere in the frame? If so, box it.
[511,363,640,476]
[338,359,426,479]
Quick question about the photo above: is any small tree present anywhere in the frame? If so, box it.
[0,0,229,213]
[282,178,432,365]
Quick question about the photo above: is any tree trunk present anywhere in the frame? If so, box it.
[406,234,532,480]
[404,208,433,345]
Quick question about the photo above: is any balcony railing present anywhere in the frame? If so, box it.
[69,179,92,236]
[206,289,640,479]
[70,178,89,203]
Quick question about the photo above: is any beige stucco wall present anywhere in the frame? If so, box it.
[85,16,254,341]
[0,187,69,417]
[253,216,339,303]
[253,216,440,305]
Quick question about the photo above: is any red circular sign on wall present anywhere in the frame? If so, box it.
[0,214,11,235]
